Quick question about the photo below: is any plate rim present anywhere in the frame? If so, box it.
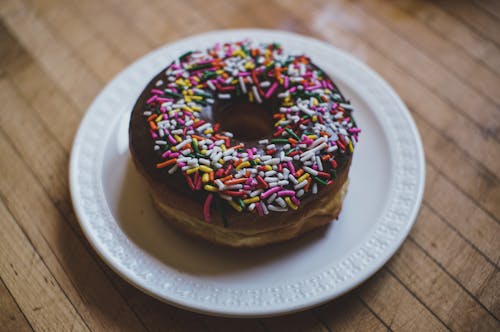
[69,28,425,317]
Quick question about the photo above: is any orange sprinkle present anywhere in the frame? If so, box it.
[273,113,284,119]
[304,178,312,192]
[288,138,298,145]
[224,178,247,185]
[321,154,332,161]
[231,143,244,150]
[209,172,214,182]
[147,114,157,121]
[320,131,331,137]
[149,121,157,130]
[295,169,304,177]
[156,158,177,169]
[220,175,233,182]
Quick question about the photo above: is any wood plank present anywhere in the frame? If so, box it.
[68,0,152,62]
[424,163,500,264]
[387,239,500,331]
[435,0,500,46]
[475,0,500,21]
[0,0,101,109]
[390,0,500,77]
[315,295,388,332]
[0,82,149,332]
[0,278,33,332]
[357,269,448,331]
[413,114,500,220]
[43,4,127,83]
[412,205,500,317]
[262,311,329,332]
[358,0,500,105]
[0,199,90,332]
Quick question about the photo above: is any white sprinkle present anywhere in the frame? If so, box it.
[339,103,354,110]
[312,183,318,194]
[259,139,269,144]
[154,145,160,151]
[275,197,287,208]
[264,158,281,165]
[261,203,269,215]
[155,80,163,86]
[260,81,271,87]
[297,189,305,197]
[303,166,319,176]
[316,156,324,171]
[239,76,247,93]
[218,93,231,99]
[268,205,288,212]
[207,80,216,91]
[294,180,308,190]
[265,170,277,176]
[175,138,191,150]
[278,180,289,186]
[168,164,178,174]
[288,174,298,184]
[252,85,262,103]
[267,193,277,203]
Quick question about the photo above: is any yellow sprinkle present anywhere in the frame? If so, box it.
[264,165,272,171]
[186,167,199,175]
[199,165,213,173]
[155,114,163,122]
[324,88,332,94]
[243,197,260,205]
[191,106,201,112]
[193,76,200,82]
[202,173,210,183]
[297,173,310,183]
[348,141,354,153]
[219,158,225,165]
[248,91,254,102]
[220,145,226,152]
[285,197,298,210]
[307,135,317,140]
[196,84,204,88]
[229,200,243,212]
[254,158,261,163]
[204,128,213,135]
[183,105,193,112]
[191,95,203,101]
[231,79,238,85]
[174,135,182,143]
[204,184,218,192]
[216,70,224,75]
[312,98,318,106]
[312,115,318,122]
[201,149,207,155]
[244,62,255,69]
[236,161,251,170]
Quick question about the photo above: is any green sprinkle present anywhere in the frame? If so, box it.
[216,198,229,228]
[237,198,245,210]
[313,176,328,186]
[285,128,300,140]
[271,138,289,144]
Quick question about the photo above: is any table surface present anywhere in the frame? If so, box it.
[0,0,499,331]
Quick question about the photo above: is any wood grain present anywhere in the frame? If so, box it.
[0,0,499,331]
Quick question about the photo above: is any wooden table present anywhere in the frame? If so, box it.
[1,0,499,331]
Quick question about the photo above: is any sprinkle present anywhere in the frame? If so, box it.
[285,197,298,210]
[261,186,281,199]
[203,194,213,222]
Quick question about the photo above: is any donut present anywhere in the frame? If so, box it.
[129,40,360,247]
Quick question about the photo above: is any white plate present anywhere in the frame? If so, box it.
[70,29,425,317]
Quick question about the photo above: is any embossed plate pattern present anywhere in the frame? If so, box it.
[70,29,425,317]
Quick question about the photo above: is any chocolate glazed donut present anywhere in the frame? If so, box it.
[129,40,360,247]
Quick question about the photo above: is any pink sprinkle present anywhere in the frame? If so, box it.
[247,148,254,159]
[150,130,158,139]
[306,84,321,91]
[151,89,164,95]
[177,162,186,168]
[284,76,289,89]
[162,151,171,158]
[256,203,264,216]
[238,72,250,77]
[291,196,300,206]
[169,152,180,158]
[287,161,296,175]
[265,82,279,99]
[203,194,213,222]
[327,82,334,90]
[277,190,295,197]
[146,95,157,104]
[261,186,281,199]
[168,135,176,144]
[289,86,297,93]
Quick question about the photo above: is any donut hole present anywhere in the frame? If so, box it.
[214,101,275,142]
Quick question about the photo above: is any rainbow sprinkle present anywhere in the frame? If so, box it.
[142,40,360,224]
